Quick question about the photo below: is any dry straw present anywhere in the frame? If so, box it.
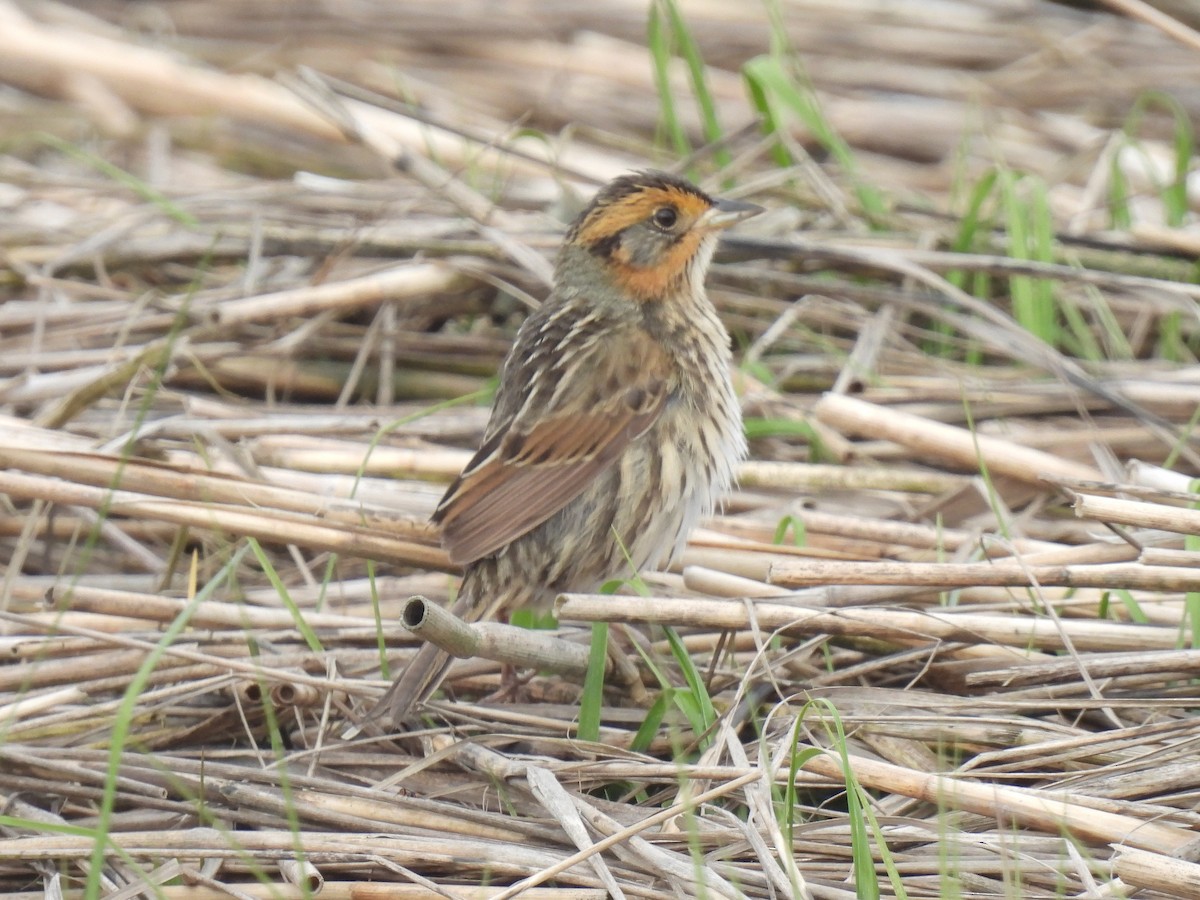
[2,0,1200,898]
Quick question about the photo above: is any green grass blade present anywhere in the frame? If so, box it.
[60,266,200,593]
[1166,98,1194,227]
[578,622,609,743]
[366,559,390,679]
[999,171,1059,345]
[1163,402,1200,471]
[36,132,200,227]
[772,514,806,547]
[355,390,489,498]
[1058,288,1105,362]
[743,61,793,168]
[632,690,671,754]
[781,716,822,848]
[947,167,999,290]
[648,3,690,157]
[1129,91,1193,226]
[662,0,727,166]
[628,626,705,754]
[1106,589,1148,624]
[742,416,820,441]
[664,626,716,747]
[741,54,885,221]
[247,536,323,653]
[672,690,705,737]
[0,815,93,837]
[1029,180,1058,342]
[1107,146,1132,230]
[251,648,313,897]
[86,545,251,900]
[1186,483,1200,649]
[803,698,909,899]
[1000,171,1035,340]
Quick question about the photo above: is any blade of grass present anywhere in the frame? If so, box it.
[1187,482,1200,649]
[578,622,609,743]
[36,132,199,227]
[1163,402,1200,471]
[664,626,716,749]
[631,691,671,754]
[1107,138,1132,230]
[251,640,314,900]
[1058,289,1105,362]
[648,3,690,158]
[940,163,998,359]
[744,61,793,169]
[1123,91,1195,227]
[743,416,821,442]
[772,514,806,547]
[1079,281,1134,360]
[804,698,909,900]
[780,716,822,848]
[660,0,728,168]
[366,559,389,680]
[55,262,200,599]
[741,54,886,222]
[86,545,250,900]
[246,537,323,654]
[999,170,1059,346]
[1098,589,1148,624]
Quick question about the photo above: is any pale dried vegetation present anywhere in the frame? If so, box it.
[2,0,1200,897]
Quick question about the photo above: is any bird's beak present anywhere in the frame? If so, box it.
[698,197,763,231]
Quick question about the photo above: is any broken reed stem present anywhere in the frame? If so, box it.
[1110,846,1200,897]
[250,437,472,478]
[754,541,1141,598]
[1073,491,1200,535]
[0,469,447,569]
[218,782,518,843]
[814,393,1103,484]
[768,559,1200,591]
[556,594,1182,652]
[1140,547,1200,567]
[713,508,1061,554]
[40,584,364,630]
[964,648,1200,687]
[276,858,322,895]
[403,596,594,677]
[797,749,1192,854]
[0,445,439,544]
[0,610,377,698]
[0,686,86,723]
[0,827,546,866]
[211,262,474,325]
[736,460,968,494]
[52,886,608,900]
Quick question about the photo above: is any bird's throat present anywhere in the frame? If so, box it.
[608,232,706,303]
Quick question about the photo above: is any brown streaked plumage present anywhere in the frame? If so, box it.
[383,170,761,723]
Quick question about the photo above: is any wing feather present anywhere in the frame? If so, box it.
[432,327,671,565]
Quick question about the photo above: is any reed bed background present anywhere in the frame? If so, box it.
[2,1,1200,897]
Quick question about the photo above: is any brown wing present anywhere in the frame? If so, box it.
[432,330,671,566]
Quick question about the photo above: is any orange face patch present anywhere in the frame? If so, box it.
[575,185,712,247]
[608,229,705,301]
[574,184,714,302]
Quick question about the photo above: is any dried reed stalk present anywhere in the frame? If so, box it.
[3,1,1200,897]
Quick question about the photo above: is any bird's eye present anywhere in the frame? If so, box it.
[652,207,678,230]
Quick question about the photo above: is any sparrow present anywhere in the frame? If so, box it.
[385,170,761,722]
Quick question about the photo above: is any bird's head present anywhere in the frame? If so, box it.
[558,171,761,303]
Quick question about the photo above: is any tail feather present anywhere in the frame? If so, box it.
[378,640,457,724]
[374,567,511,726]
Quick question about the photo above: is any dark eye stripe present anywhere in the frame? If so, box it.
[587,232,621,258]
